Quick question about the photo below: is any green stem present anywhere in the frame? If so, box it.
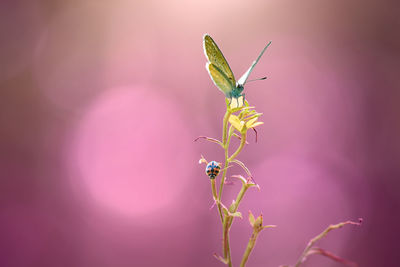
[219,126,234,201]
[231,184,248,212]
[222,110,232,144]
[228,132,246,162]
[228,184,249,228]
[211,179,217,201]
[224,166,251,266]
[222,216,232,267]
[218,109,251,267]
[227,236,232,267]
[240,230,259,267]
[216,150,228,223]
[217,118,233,223]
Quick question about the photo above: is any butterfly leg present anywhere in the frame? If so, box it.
[230,97,240,109]
[230,95,244,108]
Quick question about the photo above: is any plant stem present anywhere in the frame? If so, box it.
[222,216,232,267]
[221,183,251,267]
[222,109,232,144]
[219,126,233,264]
[216,112,232,223]
[240,229,259,267]
[219,126,233,201]
[228,132,246,162]
[294,220,362,267]
[211,179,218,201]
[228,184,249,228]
[218,109,251,267]
[222,131,250,266]
[216,148,228,223]
[230,184,248,213]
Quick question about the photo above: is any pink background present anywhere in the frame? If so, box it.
[1,0,399,266]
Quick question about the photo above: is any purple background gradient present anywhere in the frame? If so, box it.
[1,0,399,266]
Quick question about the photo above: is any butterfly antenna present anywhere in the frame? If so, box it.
[246,77,267,83]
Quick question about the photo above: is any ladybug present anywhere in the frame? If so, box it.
[205,161,221,179]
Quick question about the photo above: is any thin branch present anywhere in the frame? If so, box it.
[228,132,247,162]
[194,136,224,148]
[231,159,252,178]
[232,132,249,144]
[294,219,362,267]
[306,247,358,267]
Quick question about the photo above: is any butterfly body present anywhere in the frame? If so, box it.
[203,34,270,106]
[230,84,244,99]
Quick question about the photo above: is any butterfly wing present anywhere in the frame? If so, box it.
[206,62,235,98]
[237,41,271,86]
[203,34,236,88]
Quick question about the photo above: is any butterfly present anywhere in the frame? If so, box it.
[203,34,271,108]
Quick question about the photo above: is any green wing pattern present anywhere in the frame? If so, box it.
[203,34,236,88]
[206,62,235,98]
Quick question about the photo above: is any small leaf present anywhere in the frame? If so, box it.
[222,206,229,217]
[244,113,262,122]
[249,121,264,128]
[246,117,263,128]
[229,200,236,211]
[262,225,277,230]
[230,211,242,219]
[247,183,261,191]
[254,214,263,227]
[229,115,244,132]
[213,253,229,264]
[199,155,207,164]
[248,210,255,226]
